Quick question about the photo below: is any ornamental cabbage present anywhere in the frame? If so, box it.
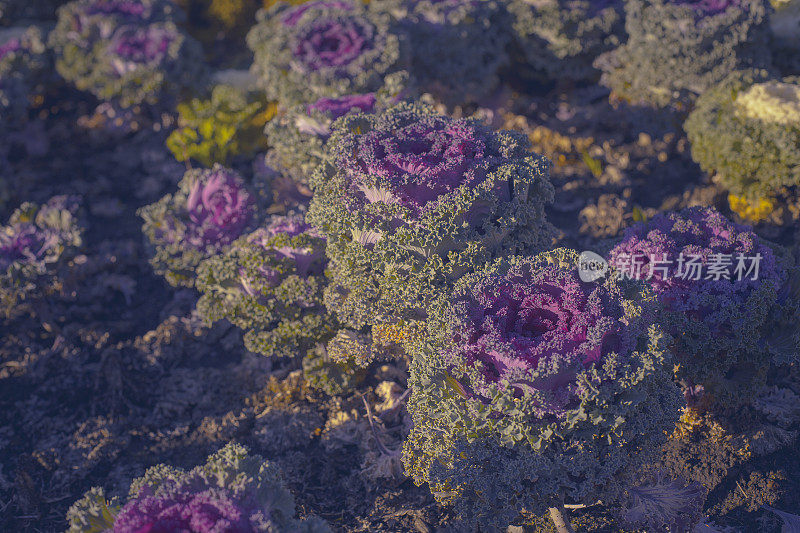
[49,0,205,108]
[0,25,49,130]
[138,165,259,287]
[595,0,773,108]
[307,101,555,329]
[386,0,510,105]
[608,207,800,407]
[246,0,410,105]
[684,70,800,203]
[66,442,331,532]
[166,84,276,168]
[402,249,681,530]
[737,79,800,124]
[507,0,624,82]
[0,195,83,317]
[196,214,335,358]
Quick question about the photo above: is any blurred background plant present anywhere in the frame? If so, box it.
[167,83,276,167]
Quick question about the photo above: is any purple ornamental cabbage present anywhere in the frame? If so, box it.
[394,0,510,104]
[0,34,22,122]
[54,0,168,42]
[65,0,156,43]
[292,17,373,72]
[403,249,681,529]
[595,0,772,107]
[609,207,797,406]
[293,93,378,137]
[138,165,258,287]
[0,38,21,60]
[1,196,82,273]
[195,215,333,357]
[620,475,707,532]
[0,26,49,128]
[683,71,800,201]
[308,101,555,328]
[0,195,83,316]
[0,223,59,271]
[65,443,331,533]
[257,215,325,276]
[247,0,408,104]
[50,0,204,108]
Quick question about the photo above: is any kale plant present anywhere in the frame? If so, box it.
[138,164,260,288]
[49,0,205,108]
[596,0,773,108]
[684,70,800,203]
[247,0,410,105]
[402,249,682,530]
[166,83,276,168]
[0,25,48,130]
[196,214,335,358]
[307,101,554,329]
[66,442,331,532]
[386,0,510,105]
[609,206,800,408]
[507,0,624,82]
[0,195,83,318]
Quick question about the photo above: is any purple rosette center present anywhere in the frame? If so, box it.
[183,169,254,249]
[109,25,173,75]
[447,264,629,414]
[293,17,373,71]
[342,116,492,214]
